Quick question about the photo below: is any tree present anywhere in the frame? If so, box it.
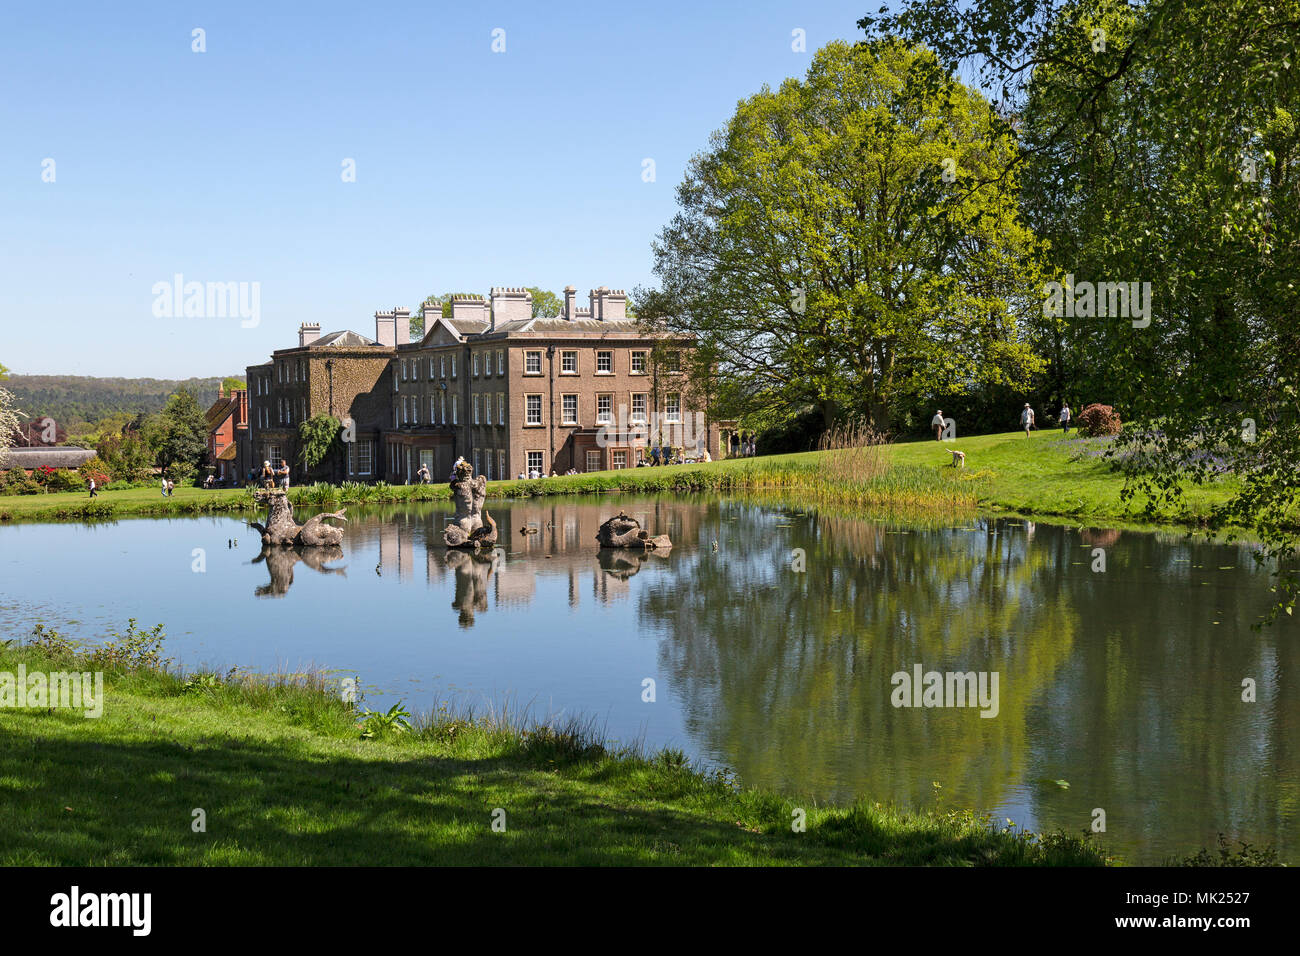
[525,287,562,319]
[651,39,1045,432]
[863,0,1300,612]
[152,389,208,481]
[95,430,154,482]
[409,294,456,339]
[221,376,246,393]
[0,384,21,466]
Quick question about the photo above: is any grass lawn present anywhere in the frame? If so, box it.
[0,430,1239,530]
[0,642,1107,866]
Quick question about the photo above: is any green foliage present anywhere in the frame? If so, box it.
[221,377,246,393]
[297,414,342,471]
[153,389,207,478]
[26,619,166,671]
[0,467,40,495]
[652,39,1045,432]
[1,374,227,427]
[1174,834,1282,867]
[862,0,1300,612]
[524,287,562,318]
[358,701,413,739]
[95,431,154,482]
[183,672,225,694]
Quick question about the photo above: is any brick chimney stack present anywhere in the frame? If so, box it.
[596,288,627,322]
[451,295,489,325]
[490,287,532,330]
[299,322,321,347]
[374,310,396,347]
[563,285,578,321]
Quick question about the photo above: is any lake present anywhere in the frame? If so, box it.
[1,495,1295,864]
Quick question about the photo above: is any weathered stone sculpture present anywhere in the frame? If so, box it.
[249,489,347,547]
[444,459,498,548]
[595,511,671,550]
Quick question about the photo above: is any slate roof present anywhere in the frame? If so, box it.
[313,330,382,348]
[1,447,97,470]
[204,392,241,429]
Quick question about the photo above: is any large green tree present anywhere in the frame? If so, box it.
[651,39,1045,431]
[150,389,208,481]
[863,0,1300,610]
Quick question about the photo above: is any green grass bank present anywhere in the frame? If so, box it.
[0,431,1243,530]
[0,632,1113,867]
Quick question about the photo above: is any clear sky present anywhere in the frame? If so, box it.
[0,0,870,377]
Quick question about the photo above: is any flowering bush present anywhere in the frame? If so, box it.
[1076,403,1122,437]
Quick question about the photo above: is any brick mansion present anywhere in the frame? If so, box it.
[211,287,726,485]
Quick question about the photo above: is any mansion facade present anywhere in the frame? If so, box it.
[241,286,721,483]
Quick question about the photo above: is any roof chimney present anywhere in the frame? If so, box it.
[299,322,321,347]
[393,307,411,346]
[375,310,396,347]
[490,287,532,329]
[597,288,627,322]
[563,285,578,321]
[451,295,489,325]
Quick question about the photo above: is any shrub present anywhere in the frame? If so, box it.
[1076,403,1122,437]
[45,468,87,493]
[0,468,41,495]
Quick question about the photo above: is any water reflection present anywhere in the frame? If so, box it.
[2,497,1294,864]
[252,544,346,598]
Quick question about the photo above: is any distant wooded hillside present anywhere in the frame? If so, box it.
[3,375,239,428]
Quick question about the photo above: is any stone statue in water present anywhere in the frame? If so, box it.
[444,459,498,548]
[595,511,671,551]
[249,489,347,547]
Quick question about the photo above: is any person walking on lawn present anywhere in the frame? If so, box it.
[932,410,945,440]
[1020,403,1036,437]
[1059,403,1072,434]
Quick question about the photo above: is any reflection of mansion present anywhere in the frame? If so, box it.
[237,286,722,483]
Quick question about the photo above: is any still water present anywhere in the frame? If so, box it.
[1,495,1295,864]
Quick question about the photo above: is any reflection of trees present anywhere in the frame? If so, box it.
[1028,527,1300,863]
[252,545,346,598]
[639,507,1078,811]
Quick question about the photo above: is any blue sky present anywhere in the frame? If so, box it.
[0,0,869,377]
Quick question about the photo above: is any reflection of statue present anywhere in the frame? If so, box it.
[444,460,498,548]
[249,489,347,546]
[253,544,346,597]
[598,548,647,580]
[596,511,671,550]
[445,548,496,626]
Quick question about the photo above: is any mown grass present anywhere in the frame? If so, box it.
[0,633,1110,867]
[0,430,1242,529]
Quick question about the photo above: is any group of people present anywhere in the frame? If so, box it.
[728,432,757,458]
[256,459,291,490]
[1022,402,1073,436]
[930,403,1075,440]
